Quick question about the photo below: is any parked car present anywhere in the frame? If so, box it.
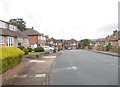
[49,47,54,51]
[68,47,72,50]
[41,45,49,51]
[41,45,54,51]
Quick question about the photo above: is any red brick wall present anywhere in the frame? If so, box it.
[29,35,38,44]
[112,41,118,47]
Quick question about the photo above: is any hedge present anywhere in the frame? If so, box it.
[23,48,29,55]
[34,47,44,52]
[0,47,25,74]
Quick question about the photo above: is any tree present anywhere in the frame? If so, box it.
[80,39,90,49]
[9,18,26,31]
[106,42,112,51]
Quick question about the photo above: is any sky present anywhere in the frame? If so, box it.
[0,0,119,40]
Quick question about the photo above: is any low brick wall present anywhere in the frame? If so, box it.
[26,51,51,59]
[0,58,26,85]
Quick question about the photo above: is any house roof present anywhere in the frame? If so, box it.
[106,30,118,41]
[64,39,77,44]
[118,31,120,40]
[23,28,41,36]
[0,28,28,38]
[98,38,106,42]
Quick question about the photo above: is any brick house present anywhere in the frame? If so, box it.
[64,39,78,49]
[23,27,46,48]
[0,20,29,48]
[97,38,106,50]
[106,30,118,47]
[49,38,78,49]
[48,37,63,48]
[118,31,120,46]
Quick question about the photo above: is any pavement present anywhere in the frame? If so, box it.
[92,50,119,57]
[50,50,118,85]
[2,51,62,86]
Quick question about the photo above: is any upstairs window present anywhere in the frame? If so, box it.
[0,36,4,44]
[0,21,8,29]
[9,24,17,31]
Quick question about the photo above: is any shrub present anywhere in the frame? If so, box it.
[27,47,33,52]
[34,47,44,52]
[58,48,61,51]
[53,48,56,53]
[0,47,25,74]
[23,48,29,55]
[106,43,112,51]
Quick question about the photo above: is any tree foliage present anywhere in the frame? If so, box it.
[81,39,90,49]
[106,42,112,51]
[9,18,26,31]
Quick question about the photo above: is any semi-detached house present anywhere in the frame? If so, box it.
[0,20,29,48]
[23,27,47,49]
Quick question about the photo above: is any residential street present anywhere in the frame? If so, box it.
[49,50,118,85]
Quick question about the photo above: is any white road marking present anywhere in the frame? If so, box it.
[29,75,34,77]
[29,60,46,63]
[53,66,77,72]
[13,75,18,78]
[13,75,28,78]
[35,74,46,78]
[13,74,46,78]
[43,56,56,59]
[71,66,77,70]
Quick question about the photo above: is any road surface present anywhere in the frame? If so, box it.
[49,50,118,85]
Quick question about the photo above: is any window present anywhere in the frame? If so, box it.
[44,37,46,40]
[40,36,43,40]
[9,25,14,30]
[7,37,14,46]
[0,21,8,29]
[0,36,4,44]
[25,38,29,44]
[18,37,23,46]
[9,25,17,31]
[38,36,40,39]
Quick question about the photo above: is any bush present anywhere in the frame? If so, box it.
[34,47,44,52]
[27,47,33,52]
[53,48,56,53]
[58,48,61,51]
[0,47,25,74]
[106,43,112,51]
[23,48,29,55]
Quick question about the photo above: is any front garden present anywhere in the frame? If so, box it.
[0,47,25,74]
[0,46,61,74]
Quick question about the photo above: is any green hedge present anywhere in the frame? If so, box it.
[0,47,25,74]
[34,47,44,52]
[23,48,29,55]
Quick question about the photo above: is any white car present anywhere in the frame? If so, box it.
[41,46,49,51]
[49,47,54,51]
[42,46,54,51]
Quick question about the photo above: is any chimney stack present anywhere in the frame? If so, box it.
[113,30,117,36]
[32,27,34,29]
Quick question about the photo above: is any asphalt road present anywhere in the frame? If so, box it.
[49,50,118,85]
